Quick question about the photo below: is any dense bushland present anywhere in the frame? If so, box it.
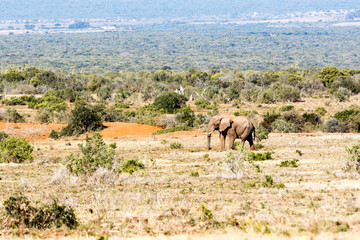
[1,65,360,134]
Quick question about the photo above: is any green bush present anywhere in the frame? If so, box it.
[333,106,360,132]
[0,136,33,163]
[195,99,211,109]
[59,103,104,137]
[170,142,183,149]
[175,106,196,127]
[0,131,9,141]
[62,133,117,175]
[4,194,78,229]
[153,92,188,113]
[279,105,294,111]
[120,158,145,174]
[302,112,322,125]
[318,66,345,87]
[323,118,347,133]
[247,151,272,161]
[315,107,327,116]
[234,109,258,117]
[260,108,280,131]
[279,159,299,167]
[345,143,360,173]
[2,97,26,106]
[5,108,25,123]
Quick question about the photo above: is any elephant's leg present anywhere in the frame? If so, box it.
[220,132,226,151]
[247,135,255,151]
[228,135,236,150]
[241,139,246,149]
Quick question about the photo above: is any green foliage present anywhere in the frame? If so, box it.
[255,126,269,142]
[170,142,183,149]
[59,103,104,136]
[4,108,25,123]
[262,175,274,187]
[315,107,327,116]
[324,118,347,133]
[271,119,296,133]
[4,194,78,229]
[345,143,360,173]
[260,108,281,131]
[0,131,9,141]
[318,66,345,87]
[62,133,117,175]
[279,159,299,167]
[153,92,188,113]
[120,158,145,174]
[195,99,212,109]
[333,106,360,132]
[302,112,322,125]
[0,136,33,163]
[234,109,258,117]
[2,96,26,106]
[247,151,272,161]
[190,171,199,177]
[201,203,213,220]
[152,126,192,135]
[175,107,196,127]
[279,105,294,111]
[296,150,303,156]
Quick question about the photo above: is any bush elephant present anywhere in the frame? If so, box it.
[206,115,255,151]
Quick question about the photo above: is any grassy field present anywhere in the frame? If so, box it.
[0,96,360,239]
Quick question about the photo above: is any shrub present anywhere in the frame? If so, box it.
[247,151,272,161]
[170,142,183,149]
[318,66,345,87]
[279,105,294,111]
[255,126,269,141]
[5,108,25,123]
[333,106,360,132]
[59,103,104,137]
[175,107,196,127]
[279,159,299,167]
[153,92,188,113]
[344,143,360,173]
[271,119,296,133]
[2,96,26,106]
[302,112,322,125]
[4,194,78,229]
[282,111,304,132]
[0,136,33,163]
[334,87,351,102]
[0,131,9,141]
[120,158,145,174]
[315,107,327,116]
[260,108,281,131]
[223,149,261,178]
[234,109,258,117]
[323,118,347,133]
[195,99,211,109]
[62,133,118,175]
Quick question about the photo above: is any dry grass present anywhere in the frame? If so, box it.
[0,96,360,239]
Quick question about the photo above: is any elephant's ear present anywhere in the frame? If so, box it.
[219,116,231,132]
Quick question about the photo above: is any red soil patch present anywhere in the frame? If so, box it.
[0,122,162,141]
[101,122,162,138]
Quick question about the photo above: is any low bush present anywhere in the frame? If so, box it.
[170,142,183,149]
[260,108,281,131]
[0,135,33,163]
[315,107,327,116]
[62,133,118,175]
[302,112,322,125]
[195,99,211,109]
[271,119,296,133]
[279,159,299,167]
[344,143,360,173]
[333,106,360,132]
[279,105,294,111]
[153,92,188,113]
[152,126,192,135]
[248,151,272,161]
[58,103,104,137]
[175,106,196,127]
[4,108,25,123]
[2,96,26,106]
[4,194,78,229]
[323,118,347,133]
[120,158,145,174]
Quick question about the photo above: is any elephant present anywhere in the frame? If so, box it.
[206,115,255,151]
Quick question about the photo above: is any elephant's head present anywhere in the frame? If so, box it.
[206,115,232,150]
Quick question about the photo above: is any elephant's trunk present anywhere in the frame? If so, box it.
[206,131,213,150]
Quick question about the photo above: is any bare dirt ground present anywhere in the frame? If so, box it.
[1,97,360,239]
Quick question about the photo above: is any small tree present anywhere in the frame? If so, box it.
[62,133,118,175]
[59,103,104,136]
[153,92,188,113]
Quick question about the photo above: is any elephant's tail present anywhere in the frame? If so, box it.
[253,125,256,141]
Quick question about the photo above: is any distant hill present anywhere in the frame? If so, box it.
[1,0,360,20]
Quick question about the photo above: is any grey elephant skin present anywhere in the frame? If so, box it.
[206,115,255,151]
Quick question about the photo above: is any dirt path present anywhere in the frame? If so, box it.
[0,122,163,141]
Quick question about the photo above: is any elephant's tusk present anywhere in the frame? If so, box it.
[206,131,214,136]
